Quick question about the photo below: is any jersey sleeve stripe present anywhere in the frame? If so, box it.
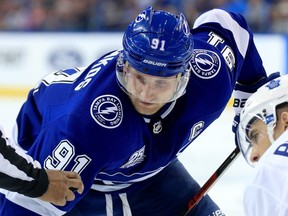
[193,9,249,58]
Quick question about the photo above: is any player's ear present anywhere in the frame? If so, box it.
[281,111,288,130]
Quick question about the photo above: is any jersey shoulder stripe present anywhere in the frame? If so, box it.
[193,8,249,58]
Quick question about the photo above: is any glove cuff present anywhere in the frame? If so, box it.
[235,72,280,93]
[232,91,252,114]
[233,72,281,114]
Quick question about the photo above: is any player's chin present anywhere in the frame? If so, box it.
[132,100,163,115]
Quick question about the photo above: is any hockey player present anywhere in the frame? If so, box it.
[237,74,288,216]
[0,127,84,206]
[0,6,279,216]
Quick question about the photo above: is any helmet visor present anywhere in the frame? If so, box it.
[117,62,191,104]
[237,114,269,167]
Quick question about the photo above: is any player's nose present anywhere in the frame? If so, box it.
[139,83,156,101]
[250,147,260,163]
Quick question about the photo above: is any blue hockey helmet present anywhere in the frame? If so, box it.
[116,7,193,103]
[121,6,193,77]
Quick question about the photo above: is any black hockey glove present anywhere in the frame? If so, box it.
[232,72,280,146]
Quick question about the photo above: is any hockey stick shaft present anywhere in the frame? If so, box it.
[184,146,240,216]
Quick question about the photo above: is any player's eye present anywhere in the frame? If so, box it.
[155,80,168,88]
[249,131,259,144]
[135,74,146,84]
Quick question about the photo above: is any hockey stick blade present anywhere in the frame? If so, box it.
[183,146,240,216]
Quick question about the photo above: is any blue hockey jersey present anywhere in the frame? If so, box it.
[0,9,267,215]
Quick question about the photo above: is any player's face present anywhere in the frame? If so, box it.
[248,119,272,163]
[124,64,180,115]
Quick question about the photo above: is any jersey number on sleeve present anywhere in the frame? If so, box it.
[233,98,247,108]
[44,139,91,174]
[33,68,84,94]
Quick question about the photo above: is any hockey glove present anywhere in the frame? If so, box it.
[232,72,280,146]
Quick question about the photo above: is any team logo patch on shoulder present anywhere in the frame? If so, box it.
[191,49,221,79]
[266,79,280,90]
[90,95,123,128]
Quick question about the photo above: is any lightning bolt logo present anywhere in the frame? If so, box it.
[195,57,215,67]
[191,49,221,79]
[90,95,123,129]
[97,106,118,114]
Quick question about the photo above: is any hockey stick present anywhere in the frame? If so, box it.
[183,146,240,216]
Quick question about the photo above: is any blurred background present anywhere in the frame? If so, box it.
[0,0,287,215]
[0,0,288,33]
[0,0,287,94]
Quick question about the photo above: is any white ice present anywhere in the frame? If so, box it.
[0,97,254,215]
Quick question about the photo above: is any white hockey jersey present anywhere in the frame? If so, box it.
[244,130,288,216]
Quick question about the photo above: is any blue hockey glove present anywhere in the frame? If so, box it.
[232,72,280,146]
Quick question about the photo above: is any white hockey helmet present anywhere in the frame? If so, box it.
[237,74,288,166]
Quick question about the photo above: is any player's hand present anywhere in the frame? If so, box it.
[39,170,84,206]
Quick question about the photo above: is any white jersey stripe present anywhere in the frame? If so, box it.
[93,166,166,192]
[105,194,113,216]
[119,193,132,216]
[193,9,249,58]
[0,189,65,216]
